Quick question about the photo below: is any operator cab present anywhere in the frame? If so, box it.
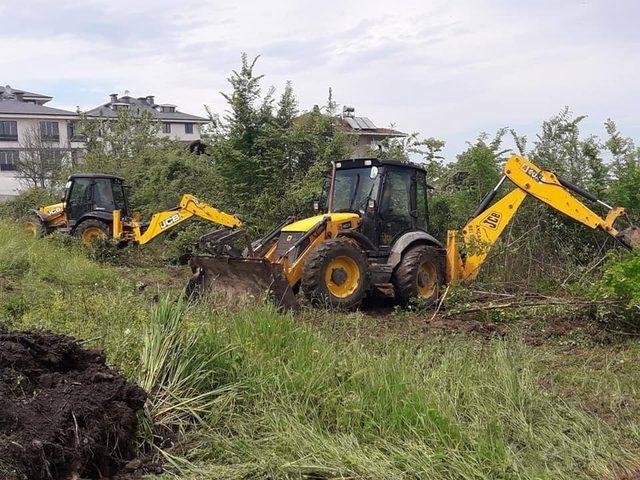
[328,158,430,250]
[64,174,130,227]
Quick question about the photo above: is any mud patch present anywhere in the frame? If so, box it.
[0,332,147,480]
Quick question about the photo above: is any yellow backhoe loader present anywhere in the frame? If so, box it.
[25,173,242,246]
[188,155,639,309]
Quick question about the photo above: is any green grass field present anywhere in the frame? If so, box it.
[1,221,638,479]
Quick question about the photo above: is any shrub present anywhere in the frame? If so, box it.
[0,188,58,219]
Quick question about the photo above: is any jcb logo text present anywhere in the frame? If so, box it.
[482,212,502,230]
[160,214,181,229]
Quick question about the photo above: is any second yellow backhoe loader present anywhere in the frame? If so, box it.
[188,155,639,309]
[25,173,243,246]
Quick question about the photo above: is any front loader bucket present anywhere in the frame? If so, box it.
[187,254,297,310]
[618,225,640,250]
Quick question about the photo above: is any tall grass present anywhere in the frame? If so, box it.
[167,306,637,479]
[0,221,638,479]
[0,222,145,373]
[137,299,239,471]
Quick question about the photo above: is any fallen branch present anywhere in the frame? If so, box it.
[430,284,450,322]
[442,298,619,317]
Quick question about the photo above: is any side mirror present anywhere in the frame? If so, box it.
[313,200,320,214]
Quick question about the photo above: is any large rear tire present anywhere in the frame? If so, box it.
[75,219,111,247]
[392,244,445,306]
[302,238,369,310]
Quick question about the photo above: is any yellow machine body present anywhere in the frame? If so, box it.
[446,155,637,283]
[267,213,360,287]
[31,189,242,246]
[118,194,243,244]
[191,154,639,309]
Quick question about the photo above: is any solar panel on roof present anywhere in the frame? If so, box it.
[354,118,368,129]
[345,117,360,129]
[362,117,376,129]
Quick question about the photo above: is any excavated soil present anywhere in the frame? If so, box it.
[0,332,148,480]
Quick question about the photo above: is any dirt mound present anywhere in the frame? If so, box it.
[0,332,147,480]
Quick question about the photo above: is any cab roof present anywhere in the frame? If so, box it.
[332,157,426,172]
[67,173,126,182]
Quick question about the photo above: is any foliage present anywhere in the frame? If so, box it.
[601,252,640,306]
[4,55,639,291]
[605,119,640,217]
[78,109,161,171]
[0,187,57,219]
[137,299,239,468]
[427,130,508,241]
[204,53,353,232]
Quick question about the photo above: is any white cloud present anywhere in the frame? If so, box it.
[1,0,639,157]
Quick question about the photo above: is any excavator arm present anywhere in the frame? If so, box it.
[122,194,243,245]
[446,155,640,282]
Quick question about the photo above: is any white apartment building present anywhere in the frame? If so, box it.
[0,86,209,199]
[85,92,208,143]
[0,85,83,198]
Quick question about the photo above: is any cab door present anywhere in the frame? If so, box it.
[65,178,93,226]
[378,166,414,247]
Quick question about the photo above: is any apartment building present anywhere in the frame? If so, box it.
[85,92,208,142]
[0,85,83,198]
[0,86,210,198]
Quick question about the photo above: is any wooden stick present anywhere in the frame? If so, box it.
[429,284,450,322]
[443,298,618,317]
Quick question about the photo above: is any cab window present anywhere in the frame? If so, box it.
[93,179,115,211]
[416,171,428,230]
[331,166,380,212]
[379,167,413,245]
[68,178,92,208]
[66,178,93,222]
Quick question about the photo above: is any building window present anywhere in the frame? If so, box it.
[161,106,176,113]
[184,123,194,134]
[0,121,18,141]
[40,121,60,141]
[162,123,171,134]
[0,150,19,171]
[67,122,83,141]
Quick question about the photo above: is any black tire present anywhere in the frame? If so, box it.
[392,244,445,306]
[74,219,111,247]
[22,214,46,238]
[302,238,369,310]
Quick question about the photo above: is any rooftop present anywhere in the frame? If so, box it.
[0,85,53,105]
[0,98,78,117]
[336,106,406,138]
[85,92,208,123]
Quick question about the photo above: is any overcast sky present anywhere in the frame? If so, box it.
[2,0,638,159]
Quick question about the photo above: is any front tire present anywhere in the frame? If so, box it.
[302,238,369,310]
[75,219,111,247]
[22,215,46,238]
[392,244,445,306]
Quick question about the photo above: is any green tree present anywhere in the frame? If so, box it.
[605,119,640,216]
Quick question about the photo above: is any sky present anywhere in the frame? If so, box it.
[1,0,639,160]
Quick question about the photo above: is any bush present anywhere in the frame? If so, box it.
[0,188,58,219]
[600,252,640,306]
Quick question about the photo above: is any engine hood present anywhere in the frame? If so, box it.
[281,213,360,232]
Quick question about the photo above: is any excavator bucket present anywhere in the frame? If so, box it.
[618,225,640,250]
[187,255,297,310]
